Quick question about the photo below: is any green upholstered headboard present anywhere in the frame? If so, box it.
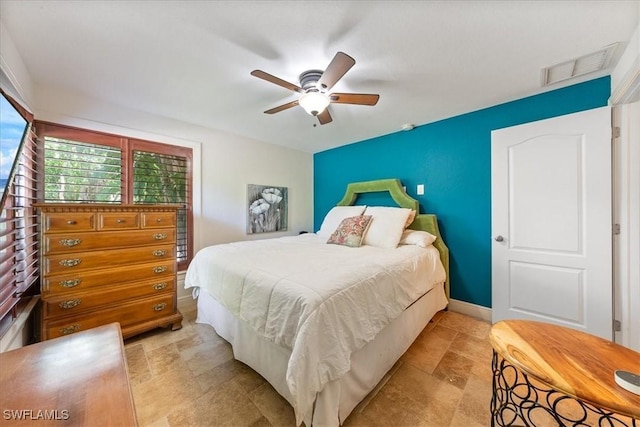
[336,178,450,300]
[337,178,419,211]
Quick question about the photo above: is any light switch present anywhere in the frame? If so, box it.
[417,184,424,195]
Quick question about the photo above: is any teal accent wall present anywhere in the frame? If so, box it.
[313,76,611,308]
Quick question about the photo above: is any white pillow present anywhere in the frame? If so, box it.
[362,206,412,249]
[399,229,437,248]
[405,209,417,228]
[317,205,367,238]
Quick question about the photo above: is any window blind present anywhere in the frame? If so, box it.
[43,137,122,203]
[0,124,39,333]
[133,150,189,263]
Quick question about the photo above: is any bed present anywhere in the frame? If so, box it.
[185,179,450,426]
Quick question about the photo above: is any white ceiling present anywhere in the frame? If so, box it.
[1,1,638,153]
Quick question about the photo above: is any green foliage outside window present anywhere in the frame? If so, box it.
[132,151,187,204]
[133,151,189,260]
[43,137,121,203]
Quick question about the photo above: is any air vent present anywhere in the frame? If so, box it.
[541,43,619,86]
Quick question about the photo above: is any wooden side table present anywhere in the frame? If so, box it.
[0,323,138,426]
[489,320,640,426]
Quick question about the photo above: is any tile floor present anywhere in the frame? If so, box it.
[124,299,494,426]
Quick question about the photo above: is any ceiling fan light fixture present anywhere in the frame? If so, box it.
[298,91,330,116]
[251,51,378,124]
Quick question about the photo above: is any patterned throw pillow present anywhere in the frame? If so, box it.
[327,215,373,247]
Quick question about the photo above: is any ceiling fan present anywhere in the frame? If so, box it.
[250,51,380,125]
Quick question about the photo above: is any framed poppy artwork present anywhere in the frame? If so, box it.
[247,184,288,234]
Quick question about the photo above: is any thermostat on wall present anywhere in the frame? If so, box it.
[615,370,640,395]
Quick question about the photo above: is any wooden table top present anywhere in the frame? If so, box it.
[0,323,137,426]
[490,320,640,420]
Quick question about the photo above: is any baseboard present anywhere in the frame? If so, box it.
[176,270,192,301]
[448,298,492,323]
[0,296,39,352]
[177,294,193,304]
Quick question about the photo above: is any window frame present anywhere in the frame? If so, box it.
[0,90,38,338]
[34,122,193,270]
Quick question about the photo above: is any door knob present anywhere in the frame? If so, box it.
[495,235,504,242]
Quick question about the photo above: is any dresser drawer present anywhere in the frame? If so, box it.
[98,212,140,230]
[142,211,177,229]
[41,229,177,254]
[36,203,182,341]
[42,212,96,232]
[43,277,176,318]
[43,244,175,275]
[42,259,177,295]
[44,294,176,340]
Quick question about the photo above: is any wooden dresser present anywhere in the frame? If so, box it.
[35,203,183,340]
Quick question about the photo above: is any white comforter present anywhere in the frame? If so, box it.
[184,233,445,424]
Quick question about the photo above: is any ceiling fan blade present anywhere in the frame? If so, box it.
[329,93,380,106]
[317,109,332,125]
[264,100,299,114]
[316,52,355,91]
[251,70,303,93]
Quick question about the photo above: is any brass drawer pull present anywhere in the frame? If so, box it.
[153,303,167,311]
[153,233,167,240]
[156,218,163,223]
[153,282,167,290]
[152,266,167,274]
[59,238,81,247]
[153,249,167,257]
[59,299,81,309]
[59,324,80,335]
[66,220,77,225]
[59,278,81,288]
[59,258,81,267]
[116,218,125,223]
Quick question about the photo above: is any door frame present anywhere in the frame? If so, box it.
[612,101,640,351]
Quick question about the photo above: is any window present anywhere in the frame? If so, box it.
[0,91,38,336]
[133,150,189,261]
[43,138,122,203]
[35,122,193,269]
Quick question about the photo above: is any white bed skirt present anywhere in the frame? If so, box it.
[195,283,448,426]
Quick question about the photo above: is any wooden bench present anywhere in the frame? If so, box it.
[0,323,137,426]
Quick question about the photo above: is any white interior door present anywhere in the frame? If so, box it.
[491,106,612,340]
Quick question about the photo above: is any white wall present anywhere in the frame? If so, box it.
[0,20,34,108]
[611,4,640,104]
